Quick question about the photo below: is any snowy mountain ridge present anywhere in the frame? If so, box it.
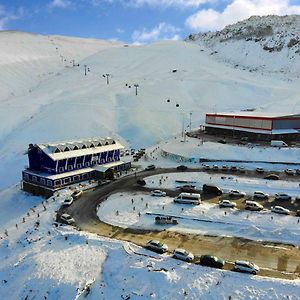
[187,15,300,78]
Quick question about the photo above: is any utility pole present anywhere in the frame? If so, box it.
[84,65,87,76]
[134,84,139,96]
[189,112,192,132]
[181,113,185,139]
[103,74,111,84]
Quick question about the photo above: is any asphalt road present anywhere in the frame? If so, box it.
[63,167,300,280]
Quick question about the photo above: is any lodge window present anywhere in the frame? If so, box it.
[40,178,46,185]
[68,165,73,171]
[47,180,52,186]
[59,167,64,172]
[82,174,88,180]
[24,173,29,180]
[55,180,61,186]
[73,175,79,181]
[32,176,37,182]
[85,162,90,167]
[64,178,70,184]
[77,163,82,169]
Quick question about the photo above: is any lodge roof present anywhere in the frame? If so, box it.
[36,137,124,161]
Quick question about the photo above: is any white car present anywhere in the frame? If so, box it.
[285,169,295,175]
[146,240,168,253]
[151,190,166,197]
[253,191,269,199]
[60,213,75,225]
[229,189,246,197]
[219,199,237,208]
[173,248,194,262]
[238,166,245,173]
[234,260,259,275]
[274,193,292,201]
[212,165,219,171]
[271,206,290,215]
[221,165,228,171]
[203,165,210,171]
[62,196,73,206]
[256,167,264,173]
[71,190,82,199]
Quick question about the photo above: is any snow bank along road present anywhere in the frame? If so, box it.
[63,168,300,280]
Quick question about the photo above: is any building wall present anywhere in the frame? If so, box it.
[206,115,272,131]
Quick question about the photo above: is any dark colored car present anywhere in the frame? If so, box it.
[180,185,196,193]
[296,210,300,216]
[264,174,279,180]
[198,255,225,269]
[137,179,146,186]
[177,165,188,171]
[218,139,226,144]
[202,184,223,196]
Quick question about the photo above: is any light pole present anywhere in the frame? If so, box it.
[84,65,87,76]
[134,84,139,96]
[103,74,111,84]
[189,112,192,132]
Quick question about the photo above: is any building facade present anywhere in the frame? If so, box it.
[22,137,131,197]
[205,112,300,141]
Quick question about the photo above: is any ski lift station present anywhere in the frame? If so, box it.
[22,137,131,197]
[204,112,300,141]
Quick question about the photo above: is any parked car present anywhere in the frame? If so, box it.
[218,139,226,144]
[146,240,168,254]
[198,255,225,269]
[271,206,290,215]
[245,200,264,211]
[234,260,259,275]
[238,166,245,173]
[151,190,166,197]
[221,165,229,171]
[62,196,73,207]
[296,210,300,216]
[264,174,279,180]
[212,165,219,171]
[296,169,300,175]
[219,199,236,208]
[177,165,188,171]
[274,193,292,201]
[60,213,75,225]
[230,166,238,172]
[172,248,194,262]
[180,185,196,193]
[137,179,146,186]
[71,190,82,199]
[202,184,222,196]
[253,191,269,199]
[256,167,264,174]
[229,189,246,197]
[285,169,295,175]
[145,164,156,171]
[155,216,178,225]
[203,165,210,171]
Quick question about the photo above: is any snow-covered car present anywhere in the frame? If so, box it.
[253,191,269,199]
[271,206,290,215]
[245,200,264,211]
[221,165,229,171]
[151,190,166,197]
[256,167,264,174]
[296,169,300,175]
[203,165,210,171]
[172,248,194,262]
[285,169,295,175]
[274,193,292,201]
[219,199,236,208]
[60,213,75,225]
[238,166,245,173]
[62,196,73,207]
[146,240,168,253]
[71,190,82,199]
[229,189,246,197]
[234,260,259,275]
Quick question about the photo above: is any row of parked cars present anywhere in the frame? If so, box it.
[203,164,245,173]
[146,240,259,274]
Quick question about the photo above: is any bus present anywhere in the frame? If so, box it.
[174,193,201,205]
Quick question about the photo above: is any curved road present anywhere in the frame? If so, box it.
[64,167,300,280]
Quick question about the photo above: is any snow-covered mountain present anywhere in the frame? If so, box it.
[0,28,300,188]
[187,15,300,78]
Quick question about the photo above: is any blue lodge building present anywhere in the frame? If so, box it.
[22,137,131,197]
